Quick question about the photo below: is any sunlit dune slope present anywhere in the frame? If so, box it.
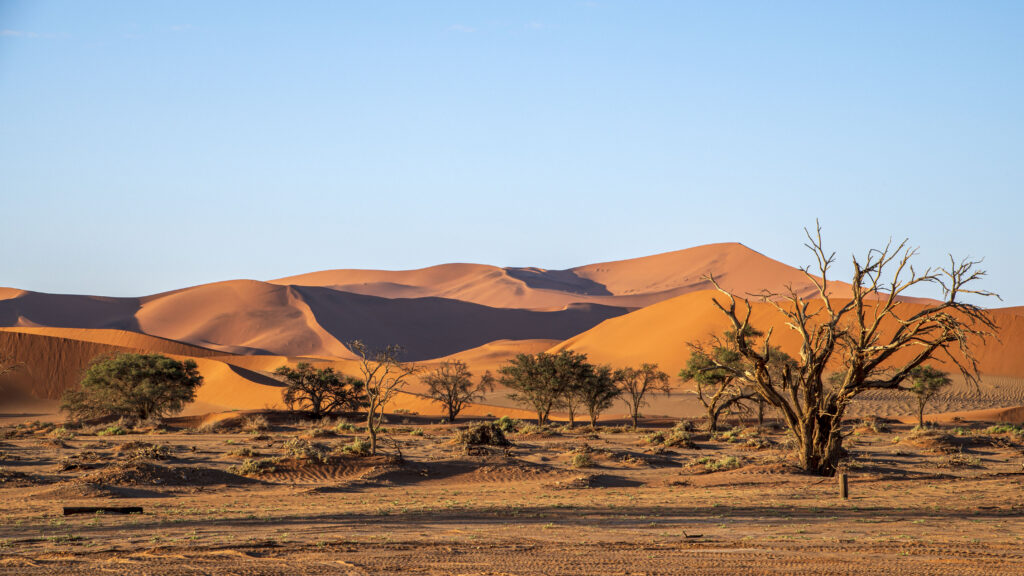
[550,290,1024,379]
[137,280,354,358]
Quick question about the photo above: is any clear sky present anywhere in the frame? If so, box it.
[1,1,1021,305]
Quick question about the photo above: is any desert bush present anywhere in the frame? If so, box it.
[984,423,1024,436]
[494,416,521,433]
[283,437,328,463]
[409,428,424,437]
[96,424,128,436]
[229,447,260,459]
[457,422,511,447]
[570,451,595,468]
[339,438,371,456]
[518,423,556,436]
[697,455,742,472]
[228,458,281,476]
[242,415,270,434]
[334,419,357,433]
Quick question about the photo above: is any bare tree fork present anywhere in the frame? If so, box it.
[350,341,419,455]
[617,363,671,430]
[706,222,998,475]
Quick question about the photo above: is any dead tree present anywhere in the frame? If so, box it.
[350,341,418,455]
[707,223,997,475]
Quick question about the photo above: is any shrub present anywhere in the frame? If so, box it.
[334,419,357,433]
[570,452,595,468]
[339,438,371,456]
[228,458,280,476]
[229,447,259,458]
[697,455,742,472]
[97,424,127,436]
[409,428,424,437]
[494,416,521,433]
[283,437,328,463]
[242,415,269,434]
[457,422,511,446]
[985,424,1024,436]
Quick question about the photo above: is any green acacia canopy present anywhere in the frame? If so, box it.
[61,353,203,422]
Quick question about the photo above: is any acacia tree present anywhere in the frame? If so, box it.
[580,364,622,427]
[616,363,670,429]
[498,352,566,425]
[350,341,418,455]
[907,365,952,428]
[422,360,494,422]
[275,363,366,418]
[61,353,203,422]
[679,346,753,432]
[681,329,796,432]
[553,350,595,428]
[708,224,996,475]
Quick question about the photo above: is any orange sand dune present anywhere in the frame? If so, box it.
[550,290,1024,380]
[271,243,848,311]
[137,280,353,358]
[431,339,561,372]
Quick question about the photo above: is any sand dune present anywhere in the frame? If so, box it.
[271,243,846,310]
[549,289,1024,395]
[137,280,353,358]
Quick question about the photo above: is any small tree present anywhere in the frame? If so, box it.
[498,352,565,426]
[423,360,494,422]
[553,350,595,428]
[708,223,996,475]
[275,363,366,418]
[681,329,796,432]
[580,364,622,427]
[617,363,670,429]
[679,347,753,432]
[350,341,418,455]
[60,353,203,422]
[907,365,952,428]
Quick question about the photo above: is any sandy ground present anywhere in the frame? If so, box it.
[2,414,1024,575]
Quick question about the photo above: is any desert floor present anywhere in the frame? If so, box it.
[1,414,1023,575]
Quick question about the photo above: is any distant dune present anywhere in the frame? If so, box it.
[272,243,845,310]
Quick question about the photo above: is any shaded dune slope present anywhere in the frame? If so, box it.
[293,286,627,361]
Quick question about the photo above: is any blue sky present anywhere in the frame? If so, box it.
[1,1,1021,305]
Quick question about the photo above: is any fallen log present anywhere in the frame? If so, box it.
[63,506,143,516]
